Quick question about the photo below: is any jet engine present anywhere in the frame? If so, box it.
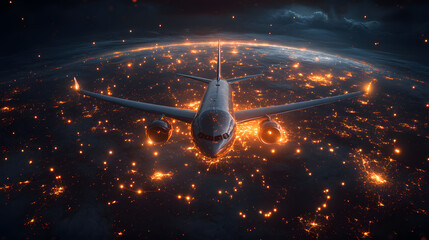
[258,119,282,144]
[146,119,172,144]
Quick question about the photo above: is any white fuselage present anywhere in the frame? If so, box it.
[191,79,236,157]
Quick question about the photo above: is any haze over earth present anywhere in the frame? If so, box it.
[1,0,428,239]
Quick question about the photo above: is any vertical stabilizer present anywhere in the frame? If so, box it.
[217,40,221,80]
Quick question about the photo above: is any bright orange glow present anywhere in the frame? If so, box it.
[150,171,173,180]
[307,74,332,86]
[52,186,64,195]
[370,173,387,184]
[394,148,400,154]
[73,77,79,90]
[366,82,372,93]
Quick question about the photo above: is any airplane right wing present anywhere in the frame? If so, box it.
[74,78,196,123]
[235,91,363,123]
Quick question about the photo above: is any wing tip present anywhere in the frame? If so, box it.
[73,77,80,91]
[365,82,372,94]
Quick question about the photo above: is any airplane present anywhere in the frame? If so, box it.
[74,41,366,158]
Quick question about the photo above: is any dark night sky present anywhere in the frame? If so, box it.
[1,0,429,66]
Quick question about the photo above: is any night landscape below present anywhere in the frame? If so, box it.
[1,39,428,239]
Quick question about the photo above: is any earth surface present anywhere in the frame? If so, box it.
[1,40,428,239]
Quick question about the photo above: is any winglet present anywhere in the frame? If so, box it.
[365,82,372,94]
[74,77,80,91]
[217,40,221,81]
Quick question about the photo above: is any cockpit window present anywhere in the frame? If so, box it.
[196,110,235,142]
[198,132,230,141]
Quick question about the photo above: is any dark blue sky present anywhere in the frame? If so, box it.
[2,0,429,66]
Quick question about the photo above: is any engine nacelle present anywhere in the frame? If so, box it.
[258,120,282,144]
[146,119,172,144]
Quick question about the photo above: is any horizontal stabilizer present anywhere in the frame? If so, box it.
[177,73,212,84]
[226,74,264,84]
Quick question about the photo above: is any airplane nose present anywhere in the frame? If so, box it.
[206,147,222,158]
[198,143,223,158]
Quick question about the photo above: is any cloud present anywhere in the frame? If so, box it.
[342,18,381,31]
[271,9,381,32]
[273,10,329,26]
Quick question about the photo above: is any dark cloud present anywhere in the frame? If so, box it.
[271,9,382,31]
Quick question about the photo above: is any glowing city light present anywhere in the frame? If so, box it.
[150,171,173,180]
[370,173,387,184]
[3,39,425,239]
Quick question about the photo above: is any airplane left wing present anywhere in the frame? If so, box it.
[74,78,196,123]
[235,91,363,123]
